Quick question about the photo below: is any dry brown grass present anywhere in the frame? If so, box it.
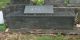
[0,32,35,40]
[0,32,80,40]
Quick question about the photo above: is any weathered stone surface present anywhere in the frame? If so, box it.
[2,0,77,32]
[24,5,54,13]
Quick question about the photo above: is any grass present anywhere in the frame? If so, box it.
[32,0,44,5]
[0,0,10,10]
[0,32,80,40]
[0,24,6,31]
[0,0,10,31]
[36,33,67,40]
[36,35,54,40]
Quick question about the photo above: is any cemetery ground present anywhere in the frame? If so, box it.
[0,32,80,40]
[0,0,80,40]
